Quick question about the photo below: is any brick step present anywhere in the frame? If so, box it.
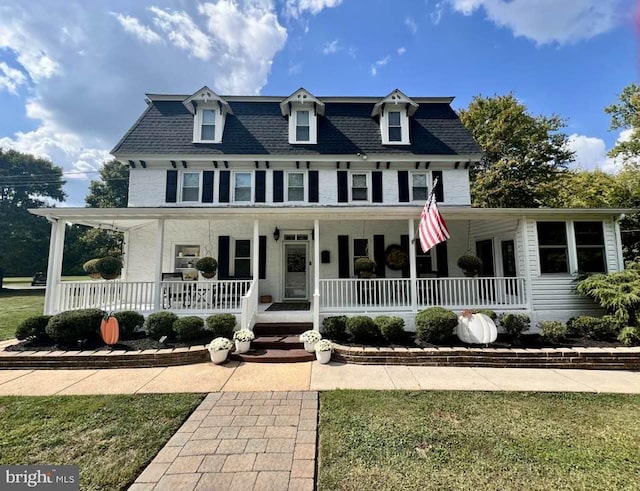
[253,322,313,336]
[230,348,315,363]
[252,335,304,350]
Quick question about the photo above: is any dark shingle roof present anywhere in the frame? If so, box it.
[111,98,482,156]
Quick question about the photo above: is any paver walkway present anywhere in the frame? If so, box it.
[129,391,318,491]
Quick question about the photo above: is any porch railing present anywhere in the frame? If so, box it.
[320,278,411,311]
[240,279,259,331]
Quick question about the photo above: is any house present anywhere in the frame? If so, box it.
[31,87,630,333]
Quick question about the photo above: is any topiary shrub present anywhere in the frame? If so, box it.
[174,316,204,341]
[415,307,458,343]
[95,256,123,280]
[113,311,145,339]
[145,311,178,340]
[538,320,567,342]
[475,309,497,320]
[322,316,348,340]
[15,315,52,341]
[568,315,621,340]
[195,257,218,278]
[375,316,405,343]
[346,316,379,343]
[206,314,237,339]
[45,309,104,345]
[618,326,640,346]
[499,313,530,340]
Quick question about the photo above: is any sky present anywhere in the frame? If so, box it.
[0,0,637,206]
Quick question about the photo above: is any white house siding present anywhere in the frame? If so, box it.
[128,169,166,207]
[441,169,471,205]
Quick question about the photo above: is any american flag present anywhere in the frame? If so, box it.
[418,193,450,253]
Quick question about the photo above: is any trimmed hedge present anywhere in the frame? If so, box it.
[15,315,52,341]
[113,311,145,340]
[538,320,566,342]
[499,313,530,339]
[346,316,380,343]
[322,316,348,340]
[145,311,178,340]
[567,316,620,340]
[45,309,104,344]
[415,307,457,342]
[206,314,237,339]
[374,316,405,343]
[174,316,204,341]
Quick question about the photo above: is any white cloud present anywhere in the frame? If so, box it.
[370,55,391,76]
[566,130,633,173]
[404,16,418,34]
[322,39,340,54]
[0,61,27,93]
[447,0,623,45]
[397,46,406,55]
[285,0,343,18]
[111,12,163,44]
[430,1,445,24]
[150,6,213,60]
[288,61,303,75]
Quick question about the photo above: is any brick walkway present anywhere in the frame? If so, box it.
[129,391,318,491]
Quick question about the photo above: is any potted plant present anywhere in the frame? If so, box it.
[457,254,482,277]
[384,245,408,270]
[354,257,376,278]
[196,257,218,279]
[299,329,322,352]
[95,256,123,280]
[233,329,255,354]
[208,337,234,364]
[314,339,333,364]
[83,258,101,279]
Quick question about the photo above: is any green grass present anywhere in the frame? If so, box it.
[0,289,45,340]
[319,391,640,491]
[0,394,204,490]
[3,276,90,288]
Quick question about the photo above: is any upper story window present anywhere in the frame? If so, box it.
[351,173,369,201]
[200,109,216,141]
[183,86,232,144]
[411,173,429,201]
[372,89,418,146]
[296,111,310,142]
[280,88,324,145]
[287,172,305,201]
[574,222,606,273]
[388,111,402,142]
[181,172,200,202]
[537,222,568,274]
[234,172,252,202]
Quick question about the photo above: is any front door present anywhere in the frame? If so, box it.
[284,243,308,300]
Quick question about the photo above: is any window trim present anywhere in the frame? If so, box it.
[192,105,225,143]
[410,171,431,202]
[289,107,318,144]
[350,171,371,203]
[232,171,254,203]
[179,170,202,203]
[231,238,252,278]
[285,171,306,202]
[537,221,570,275]
[381,106,410,145]
[573,221,607,274]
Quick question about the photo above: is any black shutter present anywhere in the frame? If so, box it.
[374,235,386,278]
[337,171,348,203]
[398,170,409,202]
[259,236,266,279]
[338,235,350,278]
[372,171,383,203]
[255,170,266,203]
[219,171,230,203]
[400,235,410,278]
[273,170,284,202]
[309,170,319,203]
[436,242,448,277]
[433,170,444,202]
[165,170,177,203]
[202,171,214,203]
[218,236,230,279]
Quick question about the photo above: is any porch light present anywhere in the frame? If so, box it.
[273,227,280,241]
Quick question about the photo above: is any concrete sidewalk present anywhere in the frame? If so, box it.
[0,362,638,395]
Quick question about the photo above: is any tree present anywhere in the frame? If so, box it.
[605,83,640,162]
[0,149,66,279]
[86,159,129,208]
[458,94,574,208]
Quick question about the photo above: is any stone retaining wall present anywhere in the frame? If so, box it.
[332,344,640,370]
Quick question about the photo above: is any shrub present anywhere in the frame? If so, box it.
[375,316,405,343]
[15,315,51,341]
[145,311,178,339]
[499,313,530,339]
[173,316,204,341]
[577,269,640,326]
[618,326,640,346]
[538,320,567,342]
[45,309,104,344]
[415,307,458,343]
[346,316,380,343]
[322,316,347,340]
[475,309,497,320]
[82,258,100,275]
[113,311,144,339]
[195,257,218,277]
[95,256,123,278]
[457,255,482,272]
[354,258,376,274]
[568,315,621,340]
[206,314,236,339]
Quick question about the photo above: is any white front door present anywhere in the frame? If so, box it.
[284,243,308,300]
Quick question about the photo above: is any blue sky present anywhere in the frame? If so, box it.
[0,0,636,205]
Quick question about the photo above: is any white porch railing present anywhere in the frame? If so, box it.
[320,278,411,311]
[417,277,528,309]
[161,280,251,311]
[240,279,259,331]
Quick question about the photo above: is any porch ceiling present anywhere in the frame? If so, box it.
[28,206,634,230]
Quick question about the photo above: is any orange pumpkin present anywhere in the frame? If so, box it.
[100,315,120,345]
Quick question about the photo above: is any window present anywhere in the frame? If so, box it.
[537,222,569,273]
[201,109,216,141]
[181,172,200,202]
[388,111,402,142]
[353,239,368,272]
[296,111,310,142]
[412,173,429,201]
[351,173,368,201]
[574,222,606,273]
[234,240,251,278]
[234,172,252,202]
[287,172,305,201]
[415,241,433,276]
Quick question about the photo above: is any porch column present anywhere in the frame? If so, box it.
[313,219,320,330]
[520,217,535,311]
[408,219,418,312]
[44,219,59,314]
[153,218,165,311]
[252,219,259,282]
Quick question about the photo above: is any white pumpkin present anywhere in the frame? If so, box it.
[456,313,498,344]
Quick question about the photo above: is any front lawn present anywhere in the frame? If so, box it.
[0,289,45,340]
[319,391,640,490]
[0,394,203,491]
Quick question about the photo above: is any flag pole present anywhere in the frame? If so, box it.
[411,177,439,243]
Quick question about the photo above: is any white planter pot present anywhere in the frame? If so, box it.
[304,341,317,353]
[316,350,332,364]
[235,340,251,354]
[210,349,228,364]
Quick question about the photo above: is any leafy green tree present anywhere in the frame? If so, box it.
[86,160,129,208]
[459,94,574,208]
[0,149,65,280]
[605,83,640,162]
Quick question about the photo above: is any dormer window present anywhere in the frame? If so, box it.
[183,86,232,144]
[388,111,402,142]
[200,109,216,141]
[372,89,419,146]
[296,110,310,141]
[281,88,325,145]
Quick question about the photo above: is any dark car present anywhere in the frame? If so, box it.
[31,272,47,286]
